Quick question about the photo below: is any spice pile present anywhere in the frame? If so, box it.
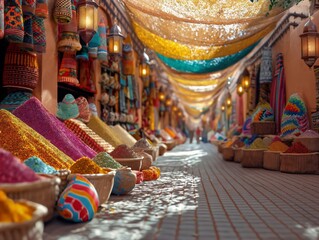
[24,156,58,174]
[0,110,73,169]
[13,97,96,160]
[268,141,289,152]
[284,142,310,153]
[0,191,34,223]
[246,138,268,150]
[70,157,105,174]
[0,149,40,183]
[87,116,122,147]
[65,119,114,153]
[93,152,122,169]
[110,144,140,158]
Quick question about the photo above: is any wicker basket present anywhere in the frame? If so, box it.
[164,140,175,151]
[233,148,243,163]
[113,157,143,171]
[0,200,48,240]
[0,176,60,222]
[263,151,281,171]
[40,169,70,197]
[250,121,276,135]
[218,142,224,153]
[293,137,319,152]
[158,144,167,156]
[70,171,116,205]
[222,147,234,161]
[241,149,265,168]
[280,152,319,174]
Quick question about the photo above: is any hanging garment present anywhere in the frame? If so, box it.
[32,15,46,53]
[270,53,286,134]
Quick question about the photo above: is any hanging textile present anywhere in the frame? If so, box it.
[122,35,135,75]
[156,42,258,73]
[259,46,273,83]
[311,66,319,133]
[270,53,286,134]
[236,95,244,126]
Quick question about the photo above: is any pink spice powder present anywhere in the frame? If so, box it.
[13,97,96,161]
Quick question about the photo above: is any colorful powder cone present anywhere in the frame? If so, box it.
[0,109,74,169]
[13,97,97,160]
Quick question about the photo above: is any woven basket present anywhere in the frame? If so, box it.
[113,157,143,171]
[70,171,116,205]
[40,169,70,197]
[0,176,60,222]
[250,121,276,135]
[263,151,281,171]
[222,147,234,161]
[233,148,243,163]
[241,149,265,168]
[0,200,48,240]
[158,144,167,156]
[164,140,175,151]
[293,137,319,152]
[218,142,224,153]
[280,152,319,174]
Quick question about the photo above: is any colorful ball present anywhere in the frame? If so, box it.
[57,175,99,222]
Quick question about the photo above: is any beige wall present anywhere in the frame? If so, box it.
[272,10,319,115]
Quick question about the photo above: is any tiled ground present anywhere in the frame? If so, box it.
[44,143,319,240]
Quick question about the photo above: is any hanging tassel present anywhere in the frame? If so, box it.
[4,0,24,43]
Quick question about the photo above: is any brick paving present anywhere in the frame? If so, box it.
[44,143,319,240]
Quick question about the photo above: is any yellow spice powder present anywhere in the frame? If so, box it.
[0,191,33,223]
[0,110,73,169]
[70,157,105,174]
[268,141,289,152]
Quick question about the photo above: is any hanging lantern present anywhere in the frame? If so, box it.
[172,105,178,112]
[241,68,250,92]
[221,104,225,112]
[237,82,244,96]
[177,111,183,117]
[158,87,165,102]
[226,91,232,108]
[300,18,319,68]
[77,0,98,45]
[165,97,172,107]
[139,49,150,78]
[108,23,124,55]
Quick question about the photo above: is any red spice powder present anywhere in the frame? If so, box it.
[284,142,309,153]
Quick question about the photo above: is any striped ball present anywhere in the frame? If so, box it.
[57,175,99,222]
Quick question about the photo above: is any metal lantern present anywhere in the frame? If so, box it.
[77,0,98,44]
[139,50,150,78]
[226,91,232,108]
[108,23,124,55]
[165,97,172,107]
[221,104,225,112]
[158,87,165,102]
[237,82,244,96]
[300,18,319,68]
[242,68,250,92]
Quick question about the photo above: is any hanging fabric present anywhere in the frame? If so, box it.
[259,46,273,83]
[0,0,4,39]
[22,0,36,51]
[54,0,72,24]
[270,53,286,134]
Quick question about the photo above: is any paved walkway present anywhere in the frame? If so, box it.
[44,143,319,240]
